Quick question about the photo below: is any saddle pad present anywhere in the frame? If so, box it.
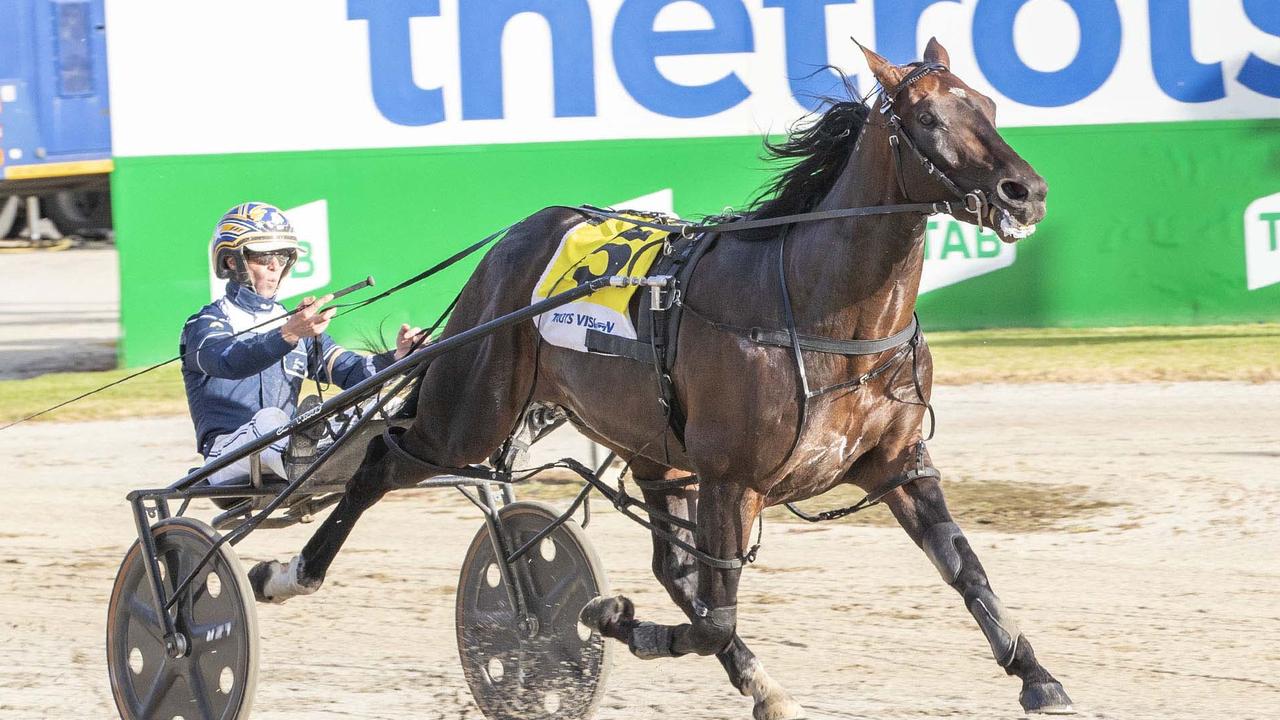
[531,213,670,352]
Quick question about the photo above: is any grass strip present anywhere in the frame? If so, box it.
[929,323,1280,384]
[0,365,187,424]
[1,323,1277,424]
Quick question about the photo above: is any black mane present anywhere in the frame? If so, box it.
[748,97,870,227]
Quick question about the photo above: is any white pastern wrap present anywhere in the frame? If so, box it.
[262,555,321,604]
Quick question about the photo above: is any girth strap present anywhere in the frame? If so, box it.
[578,225,719,453]
[749,315,918,355]
[584,329,650,362]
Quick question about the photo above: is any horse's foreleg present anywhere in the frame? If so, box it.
[877,448,1074,715]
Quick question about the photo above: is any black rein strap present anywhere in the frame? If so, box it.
[573,198,957,241]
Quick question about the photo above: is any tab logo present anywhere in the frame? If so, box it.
[920,217,1016,294]
[209,199,332,301]
[1245,192,1280,291]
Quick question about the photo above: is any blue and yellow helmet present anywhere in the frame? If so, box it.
[210,201,307,281]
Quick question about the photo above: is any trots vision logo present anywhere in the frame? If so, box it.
[1245,192,1280,291]
[208,200,332,302]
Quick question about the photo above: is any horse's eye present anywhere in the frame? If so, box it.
[918,111,936,126]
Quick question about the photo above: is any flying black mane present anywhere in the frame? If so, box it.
[748,97,870,226]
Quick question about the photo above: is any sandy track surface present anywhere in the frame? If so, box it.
[0,247,118,380]
[1,382,1277,719]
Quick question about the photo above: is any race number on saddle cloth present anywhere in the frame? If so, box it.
[531,213,669,352]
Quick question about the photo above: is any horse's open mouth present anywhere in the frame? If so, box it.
[987,204,1037,243]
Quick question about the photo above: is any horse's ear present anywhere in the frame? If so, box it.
[853,38,906,92]
[923,36,950,67]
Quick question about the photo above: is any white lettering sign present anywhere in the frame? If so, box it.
[107,0,1280,158]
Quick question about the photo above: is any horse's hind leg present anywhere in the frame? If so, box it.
[643,478,804,720]
[247,432,402,603]
[249,321,537,603]
[581,478,801,719]
[874,446,1074,715]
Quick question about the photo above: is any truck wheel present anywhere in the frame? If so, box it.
[45,189,112,237]
[0,195,24,239]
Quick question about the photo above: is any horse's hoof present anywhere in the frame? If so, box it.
[745,665,806,720]
[579,595,634,634]
[248,556,320,604]
[754,695,806,720]
[247,560,282,603]
[1020,681,1075,715]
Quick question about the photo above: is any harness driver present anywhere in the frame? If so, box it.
[181,202,423,485]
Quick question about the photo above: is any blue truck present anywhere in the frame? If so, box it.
[0,0,112,240]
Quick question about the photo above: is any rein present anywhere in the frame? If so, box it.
[577,198,955,238]
[0,276,374,432]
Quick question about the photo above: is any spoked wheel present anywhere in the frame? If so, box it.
[457,501,612,720]
[107,518,259,720]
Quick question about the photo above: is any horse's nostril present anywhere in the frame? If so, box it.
[998,179,1030,204]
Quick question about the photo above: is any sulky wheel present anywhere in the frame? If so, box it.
[107,517,259,720]
[457,501,612,720]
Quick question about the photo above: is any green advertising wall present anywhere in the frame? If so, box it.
[114,118,1280,367]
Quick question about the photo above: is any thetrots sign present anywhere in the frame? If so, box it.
[108,0,1280,157]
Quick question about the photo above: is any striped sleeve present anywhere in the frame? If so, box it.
[310,332,393,388]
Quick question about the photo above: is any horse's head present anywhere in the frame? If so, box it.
[859,38,1046,243]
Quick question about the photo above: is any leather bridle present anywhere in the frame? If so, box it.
[874,61,989,233]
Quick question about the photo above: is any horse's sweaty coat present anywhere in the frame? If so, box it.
[531,213,668,352]
[247,38,1073,720]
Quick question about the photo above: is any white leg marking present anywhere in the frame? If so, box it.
[745,662,806,720]
[261,555,321,604]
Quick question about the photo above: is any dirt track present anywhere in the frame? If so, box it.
[0,246,117,380]
[1,381,1278,719]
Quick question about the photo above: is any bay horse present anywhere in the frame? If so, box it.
[251,39,1073,718]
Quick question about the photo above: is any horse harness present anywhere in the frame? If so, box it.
[568,62,979,526]
[385,62,976,564]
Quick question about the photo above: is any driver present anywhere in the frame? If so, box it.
[181,201,423,485]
